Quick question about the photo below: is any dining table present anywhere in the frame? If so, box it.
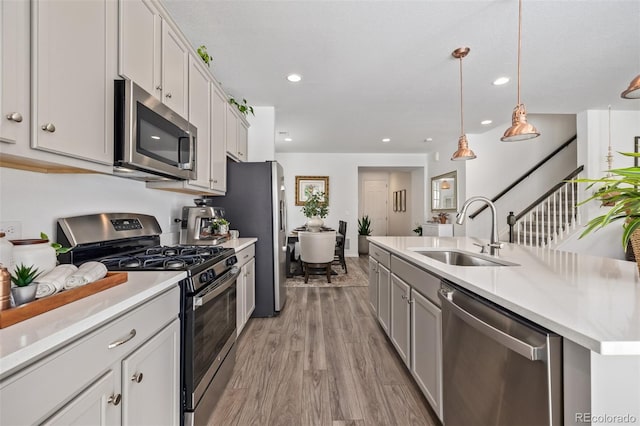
[286,226,344,277]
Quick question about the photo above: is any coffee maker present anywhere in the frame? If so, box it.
[179,203,227,245]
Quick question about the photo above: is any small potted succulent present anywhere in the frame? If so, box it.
[11,263,41,306]
[358,215,372,255]
[216,218,230,235]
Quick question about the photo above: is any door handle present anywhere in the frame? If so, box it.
[108,329,137,349]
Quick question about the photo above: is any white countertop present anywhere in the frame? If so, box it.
[219,237,257,252]
[0,270,185,379]
[368,236,640,355]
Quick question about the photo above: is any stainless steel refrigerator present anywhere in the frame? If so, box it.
[210,161,287,317]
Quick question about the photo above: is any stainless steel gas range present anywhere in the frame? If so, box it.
[57,213,239,426]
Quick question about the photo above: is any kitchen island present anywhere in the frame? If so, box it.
[369,236,640,425]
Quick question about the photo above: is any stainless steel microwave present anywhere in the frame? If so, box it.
[114,80,196,181]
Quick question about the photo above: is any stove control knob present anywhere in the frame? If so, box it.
[199,273,208,284]
[208,270,216,281]
[226,256,237,266]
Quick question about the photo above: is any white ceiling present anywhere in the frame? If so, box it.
[163,0,640,155]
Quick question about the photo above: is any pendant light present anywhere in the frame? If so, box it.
[621,74,640,99]
[451,47,476,161]
[441,180,451,190]
[501,0,540,142]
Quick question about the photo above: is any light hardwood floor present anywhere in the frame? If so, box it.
[207,258,440,426]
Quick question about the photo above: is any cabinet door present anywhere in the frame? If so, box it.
[225,104,238,158]
[32,0,116,165]
[377,264,391,334]
[411,290,443,421]
[0,0,29,145]
[43,370,119,426]
[118,0,161,98]
[237,119,248,161]
[390,274,411,368]
[210,85,227,192]
[244,257,256,322]
[161,21,188,118]
[236,265,245,336]
[368,257,378,313]
[188,56,211,189]
[121,319,180,426]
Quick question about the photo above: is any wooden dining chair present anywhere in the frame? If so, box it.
[333,220,347,273]
[298,231,337,283]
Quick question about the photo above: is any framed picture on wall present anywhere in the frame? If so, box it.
[295,176,329,206]
[393,191,398,211]
[400,189,406,212]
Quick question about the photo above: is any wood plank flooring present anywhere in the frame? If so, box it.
[207,258,439,426]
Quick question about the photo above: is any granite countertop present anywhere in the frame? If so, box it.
[0,270,186,379]
[219,237,257,252]
[368,236,640,355]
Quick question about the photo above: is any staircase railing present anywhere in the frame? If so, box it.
[507,165,584,247]
[469,135,577,220]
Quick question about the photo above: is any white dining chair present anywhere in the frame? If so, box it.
[298,231,337,283]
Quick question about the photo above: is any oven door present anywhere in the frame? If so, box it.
[183,267,239,411]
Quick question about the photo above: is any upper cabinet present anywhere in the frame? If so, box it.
[226,106,249,162]
[119,0,188,119]
[210,85,228,192]
[0,0,116,174]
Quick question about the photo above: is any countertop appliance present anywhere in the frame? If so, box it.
[439,281,562,426]
[56,213,238,426]
[179,205,227,245]
[114,79,197,181]
[205,160,286,317]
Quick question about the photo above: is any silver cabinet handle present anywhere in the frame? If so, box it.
[165,92,172,99]
[131,372,144,383]
[156,85,162,91]
[108,329,136,349]
[41,123,56,132]
[108,393,122,406]
[6,112,23,122]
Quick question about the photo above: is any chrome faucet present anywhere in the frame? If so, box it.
[456,196,503,255]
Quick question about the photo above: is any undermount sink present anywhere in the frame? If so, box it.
[413,250,518,267]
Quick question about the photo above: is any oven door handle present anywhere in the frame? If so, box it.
[194,267,240,310]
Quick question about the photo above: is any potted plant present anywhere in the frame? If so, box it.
[302,189,329,232]
[575,151,640,270]
[10,263,41,306]
[413,224,423,236]
[229,98,255,116]
[216,218,230,234]
[358,215,372,255]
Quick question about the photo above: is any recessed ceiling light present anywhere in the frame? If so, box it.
[284,137,292,142]
[382,138,391,143]
[493,77,510,86]
[426,137,433,142]
[481,120,493,125]
[287,74,302,82]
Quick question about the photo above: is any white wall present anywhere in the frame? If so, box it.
[388,172,412,236]
[558,109,640,259]
[411,167,425,233]
[275,153,427,256]
[463,114,577,239]
[0,168,194,244]
[426,151,467,235]
[247,106,275,162]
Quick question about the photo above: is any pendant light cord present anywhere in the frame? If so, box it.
[517,0,522,105]
[459,56,464,135]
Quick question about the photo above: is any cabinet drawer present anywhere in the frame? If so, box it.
[391,256,440,307]
[0,286,179,425]
[235,244,255,268]
[369,244,391,268]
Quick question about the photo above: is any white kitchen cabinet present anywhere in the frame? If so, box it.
[377,264,391,334]
[390,274,411,368]
[119,0,188,119]
[210,84,228,192]
[0,286,180,425]
[368,257,378,313]
[236,243,256,336]
[411,289,443,421]
[31,0,117,166]
[121,319,180,425]
[225,105,249,162]
[0,0,30,147]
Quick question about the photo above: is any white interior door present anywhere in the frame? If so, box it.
[363,180,388,236]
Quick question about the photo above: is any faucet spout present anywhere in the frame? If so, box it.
[456,196,502,254]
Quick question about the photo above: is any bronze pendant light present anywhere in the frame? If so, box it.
[621,74,640,99]
[451,47,476,161]
[501,0,540,142]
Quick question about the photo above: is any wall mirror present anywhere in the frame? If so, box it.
[431,171,457,212]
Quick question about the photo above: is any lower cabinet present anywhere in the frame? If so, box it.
[377,264,391,334]
[0,287,180,425]
[411,289,443,421]
[368,257,379,313]
[236,243,256,336]
[390,274,411,368]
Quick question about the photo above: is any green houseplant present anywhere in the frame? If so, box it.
[197,45,213,67]
[10,263,42,305]
[358,215,372,255]
[302,190,328,231]
[574,151,640,269]
[229,98,255,116]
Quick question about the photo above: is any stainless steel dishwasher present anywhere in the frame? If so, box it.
[439,282,562,426]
